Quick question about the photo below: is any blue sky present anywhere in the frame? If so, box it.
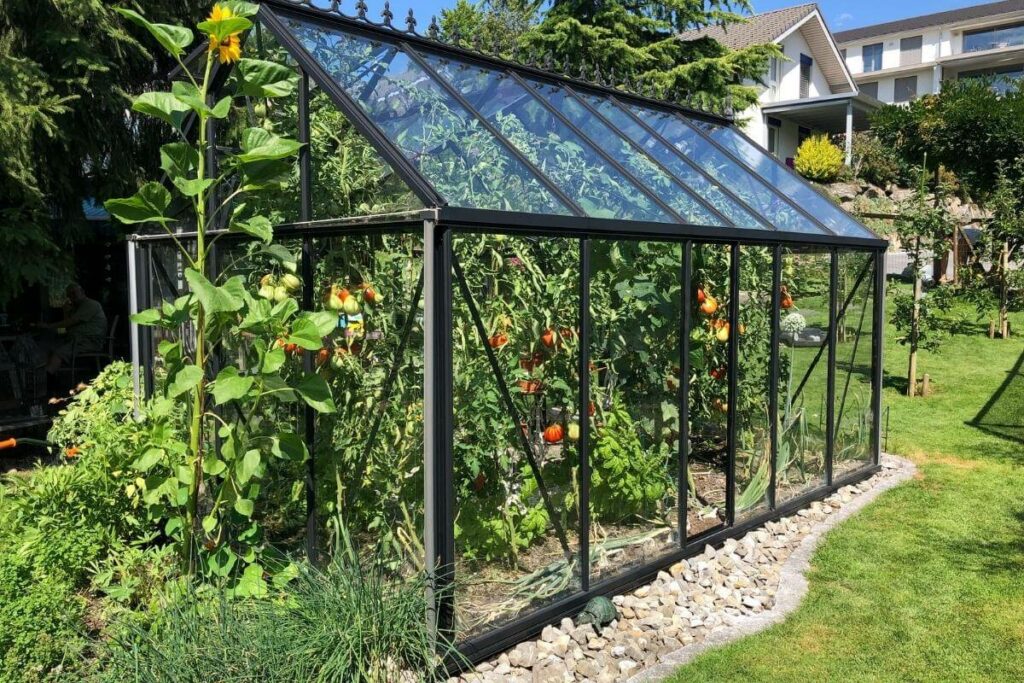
[380,0,991,34]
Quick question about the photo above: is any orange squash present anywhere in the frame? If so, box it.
[543,423,564,444]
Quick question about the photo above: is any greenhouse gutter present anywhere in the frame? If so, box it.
[435,207,889,249]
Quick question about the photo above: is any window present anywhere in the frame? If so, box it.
[900,35,922,66]
[964,21,1024,53]
[800,54,812,98]
[862,42,883,72]
[894,75,918,102]
[860,81,879,99]
[798,126,811,147]
[766,56,780,96]
[959,64,1024,95]
[766,117,781,157]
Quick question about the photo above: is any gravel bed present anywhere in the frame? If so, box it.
[453,454,915,683]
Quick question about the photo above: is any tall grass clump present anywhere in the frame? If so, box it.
[101,530,462,682]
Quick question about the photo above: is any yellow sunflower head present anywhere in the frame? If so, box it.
[208,4,235,23]
[210,33,242,64]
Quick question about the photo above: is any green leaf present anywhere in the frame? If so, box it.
[262,373,297,402]
[185,269,245,314]
[173,177,216,198]
[307,311,339,337]
[116,8,194,58]
[212,367,255,405]
[235,58,298,98]
[272,432,308,461]
[230,215,272,243]
[132,91,191,130]
[294,373,336,414]
[202,515,218,534]
[160,142,199,180]
[240,158,293,191]
[203,456,227,476]
[234,497,255,517]
[231,562,267,598]
[236,449,261,485]
[211,96,232,119]
[130,308,162,326]
[222,1,260,18]
[237,127,303,163]
[287,317,324,351]
[209,546,237,577]
[198,16,252,41]
[104,182,173,225]
[167,365,204,398]
[259,244,297,273]
[132,447,164,472]
[262,345,286,374]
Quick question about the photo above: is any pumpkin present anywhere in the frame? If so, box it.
[700,296,718,315]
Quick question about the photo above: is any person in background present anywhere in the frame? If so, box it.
[35,283,108,375]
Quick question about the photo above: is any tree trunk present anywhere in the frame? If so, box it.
[908,239,922,398]
[1000,241,1010,339]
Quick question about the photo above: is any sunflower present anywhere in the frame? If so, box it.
[208,3,234,22]
[210,33,242,64]
[206,4,243,64]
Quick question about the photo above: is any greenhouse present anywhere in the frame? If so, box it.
[128,0,886,664]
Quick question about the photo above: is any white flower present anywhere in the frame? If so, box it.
[781,313,807,335]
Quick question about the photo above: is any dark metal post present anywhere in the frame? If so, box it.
[298,70,318,561]
[579,238,591,590]
[423,218,454,637]
[826,249,838,485]
[726,243,740,526]
[872,250,885,463]
[768,245,782,510]
[679,242,692,541]
[141,245,154,398]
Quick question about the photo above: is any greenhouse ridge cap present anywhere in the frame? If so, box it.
[260,0,737,123]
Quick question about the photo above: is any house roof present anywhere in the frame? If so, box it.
[678,3,818,49]
[834,0,1024,44]
[678,4,854,94]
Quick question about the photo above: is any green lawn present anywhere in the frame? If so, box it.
[668,288,1024,683]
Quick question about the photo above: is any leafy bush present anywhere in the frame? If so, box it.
[794,134,844,183]
[851,132,904,187]
[100,545,460,682]
[0,552,88,682]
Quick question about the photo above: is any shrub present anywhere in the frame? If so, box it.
[794,134,844,182]
[851,132,904,187]
[0,552,88,682]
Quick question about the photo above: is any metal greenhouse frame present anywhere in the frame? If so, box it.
[128,0,887,665]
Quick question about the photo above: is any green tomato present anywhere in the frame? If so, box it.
[280,273,301,292]
[342,296,361,316]
[273,286,289,303]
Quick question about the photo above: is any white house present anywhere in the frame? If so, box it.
[680,3,879,165]
[835,0,1024,103]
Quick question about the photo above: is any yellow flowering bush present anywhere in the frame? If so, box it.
[794,134,844,183]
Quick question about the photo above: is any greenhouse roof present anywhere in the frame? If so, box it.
[259,1,882,245]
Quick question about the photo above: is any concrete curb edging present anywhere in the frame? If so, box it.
[626,453,917,682]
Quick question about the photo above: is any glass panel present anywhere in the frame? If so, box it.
[588,240,681,582]
[531,82,721,226]
[421,52,673,222]
[629,105,825,235]
[452,233,581,639]
[776,247,830,502]
[310,232,425,571]
[863,43,883,72]
[306,87,421,219]
[833,251,876,477]
[693,121,877,239]
[213,239,308,553]
[686,243,731,538]
[285,16,571,214]
[582,95,770,230]
[735,246,773,518]
[964,21,1024,53]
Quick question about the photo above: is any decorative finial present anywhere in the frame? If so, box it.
[543,51,553,70]
[381,1,393,27]
[356,0,368,19]
[593,63,603,85]
[562,54,571,76]
[428,15,439,39]
[405,8,416,32]
[330,0,340,12]
[451,27,461,46]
